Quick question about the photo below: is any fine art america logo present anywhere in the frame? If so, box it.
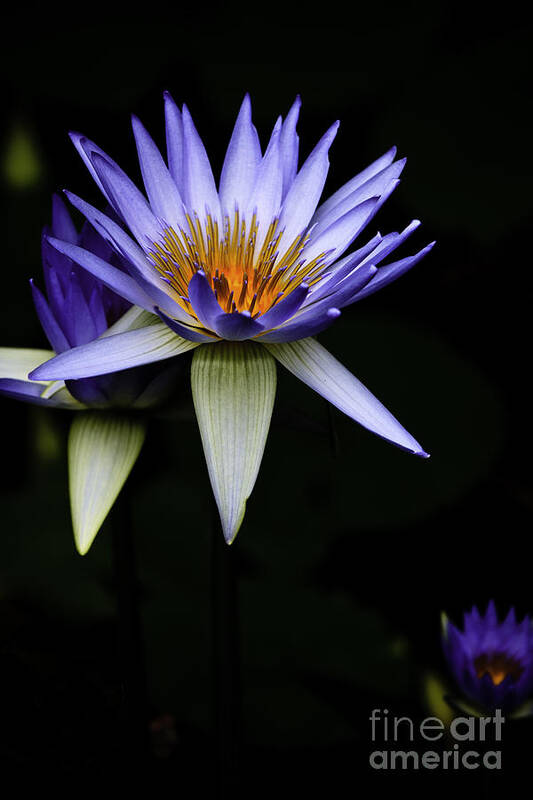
[369,708,504,770]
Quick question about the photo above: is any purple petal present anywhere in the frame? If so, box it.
[0,378,56,406]
[90,153,164,249]
[51,194,78,243]
[64,271,99,346]
[164,91,184,192]
[63,194,190,320]
[311,158,406,235]
[30,322,199,380]
[300,196,379,266]
[219,94,262,217]
[256,283,310,330]
[257,308,340,342]
[279,96,301,197]
[302,232,383,305]
[187,270,224,330]
[30,279,70,353]
[46,237,158,313]
[351,242,436,303]
[278,121,339,256]
[313,146,397,223]
[265,338,429,456]
[181,104,222,224]
[154,306,216,343]
[213,311,265,341]
[131,114,189,230]
[69,133,128,215]
[244,119,283,256]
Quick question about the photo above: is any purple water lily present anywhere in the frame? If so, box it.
[0,196,182,554]
[442,601,533,714]
[30,93,434,542]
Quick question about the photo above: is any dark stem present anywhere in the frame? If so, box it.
[210,507,242,799]
[326,400,340,458]
[111,484,151,770]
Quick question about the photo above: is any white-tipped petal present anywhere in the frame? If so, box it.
[30,320,199,381]
[191,341,277,543]
[69,412,146,554]
[264,337,428,457]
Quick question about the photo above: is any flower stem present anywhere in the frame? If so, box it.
[111,484,151,771]
[210,507,242,798]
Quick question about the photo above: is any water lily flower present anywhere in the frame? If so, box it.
[31,94,434,543]
[0,195,183,554]
[442,601,533,714]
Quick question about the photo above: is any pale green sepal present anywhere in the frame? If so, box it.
[191,341,277,544]
[0,347,54,379]
[40,379,85,409]
[68,412,146,554]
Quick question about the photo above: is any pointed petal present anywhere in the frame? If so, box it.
[278,121,339,253]
[69,132,121,210]
[351,241,436,303]
[245,120,283,256]
[64,271,99,346]
[164,92,184,191]
[264,337,428,456]
[311,158,406,235]
[313,146,397,223]
[68,412,146,554]
[131,113,189,230]
[256,283,310,330]
[270,263,376,335]
[191,341,277,543]
[279,96,301,197]
[219,94,261,216]
[30,279,70,353]
[305,233,383,304]
[181,104,221,224]
[29,321,199,380]
[51,193,78,242]
[90,153,164,248]
[257,308,341,342]
[64,192,191,320]
[300,197,379,266]
[187,270,224,330]
[46,236,159,313]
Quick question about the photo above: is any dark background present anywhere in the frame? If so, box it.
[0,5,530,795]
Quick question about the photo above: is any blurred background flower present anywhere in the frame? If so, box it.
[442,602,533,715]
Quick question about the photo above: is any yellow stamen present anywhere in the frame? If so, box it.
[474,652,524,686]
[148,211,327,322]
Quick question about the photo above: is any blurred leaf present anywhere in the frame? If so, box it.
[2,122,44,189]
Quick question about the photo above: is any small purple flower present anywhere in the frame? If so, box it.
[442,601,533,713]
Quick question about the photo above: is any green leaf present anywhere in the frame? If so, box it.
[191,341,277,543]
[68,412,146,555]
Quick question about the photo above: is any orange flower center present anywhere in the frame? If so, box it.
[474,652,524,686]
[149,211,327,321]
